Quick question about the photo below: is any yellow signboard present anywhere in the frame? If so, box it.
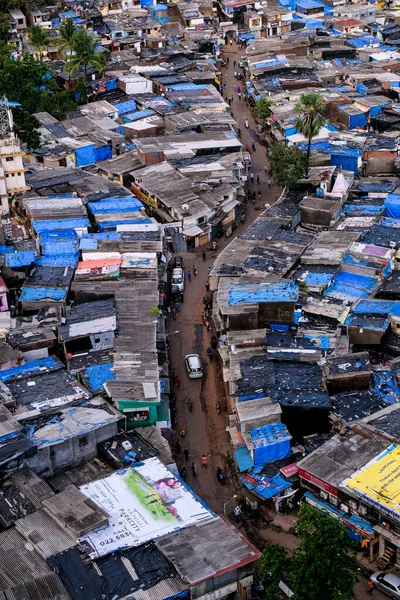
[131,183,158,209]
[345,444,400,513]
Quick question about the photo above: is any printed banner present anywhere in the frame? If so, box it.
[79,457,214,558]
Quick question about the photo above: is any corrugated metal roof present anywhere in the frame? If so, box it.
[15,509,77,559]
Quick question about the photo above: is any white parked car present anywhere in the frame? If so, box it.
[370,571,400,599]
[172,268,184,292]
[185,354,203,379]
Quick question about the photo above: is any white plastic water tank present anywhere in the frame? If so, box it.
[121,440,133,451]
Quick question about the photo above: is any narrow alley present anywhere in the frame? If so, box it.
[167,40,387,600]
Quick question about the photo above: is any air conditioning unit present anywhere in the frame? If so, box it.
[341,503,349,513]
[359,505,367,516]
[349,500,357,511]
[320,490,328,500]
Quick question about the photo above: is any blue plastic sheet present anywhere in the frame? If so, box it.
[19,287,67,302]
[0,357,60,382]
[385,193,400,218]
[5,251,36,268]
[94,145,112,162]
[241,473,291,500]
[234,447,254,472]
[228,281,298,306]
[85,363,115,393]
[75,144,95,167]
[250,423,291,465]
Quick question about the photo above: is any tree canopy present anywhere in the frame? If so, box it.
[28,25,50,61]
[254,97,272,121]
[259,542,288,599]
[268,143,307,188]
[67,30,106,81]
[294,93,325,176]
[259,505,360,600]
[0,55,77,120]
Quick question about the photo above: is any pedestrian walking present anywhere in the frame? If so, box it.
[167,305,171,317]
[238,86,241,94]
[230,38,232,45]
[268,178,271,187]
[208,266,211,275]
[192,462,197,478]
[367,580,374,595]
[264,165,268,173]
[175,438,181,453]
[251,142,255,152]
[172,308,177,320]
[206,320,210,332]
[234,505,242,523]
[252,190,256,201]
[257,174,260,184]
[233,85,237,93]
[193,265,197,276]
[233,60,236,68]
[201,313,206,325]
[250,172,254,183]
[238,92,241,101]
[228,97,232,106]
[187,270,191,281]
[176,376,181,389]
[202,250,206,262]
[175,300,180,311]
[257,190,261,201]
[184,448,190,461]
[205,281,210,292]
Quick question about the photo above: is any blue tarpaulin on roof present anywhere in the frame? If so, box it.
[372,371,400,405]
[94,145,112,162]
[250,423,291,465]
[98,218,152,231]
[123,109,156,122]
[36,253,79,267]
[40,231,79,255]
[5,251,36,268]
[350,299,400,316]
[88,197,143,214]
[75,144,95,167]
[0,357,59,382]
[234,447,254,472]
[326,271,378,301]
[241,473,291,500]
[228,281,298,306]
[385,193,400,218]
[19,287,67,302]
[113,99,137,115]
[105,78,117,91]
[34,218,90,234]
[85,363,115,393]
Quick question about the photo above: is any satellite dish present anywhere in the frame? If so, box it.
[72,192,78,197]
[264,203,270,209]
[181,203,189,211]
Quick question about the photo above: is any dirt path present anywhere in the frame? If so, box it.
[166,40,383,600]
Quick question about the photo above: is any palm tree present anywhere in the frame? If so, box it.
[28,25,50,62]
[67,30,106,83]
[295,92,325,176]
[57,18,77,56]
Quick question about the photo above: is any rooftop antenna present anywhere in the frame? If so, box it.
[0,97,13,138]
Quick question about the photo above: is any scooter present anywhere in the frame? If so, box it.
[244,118,249,129]
[217,468,225,485]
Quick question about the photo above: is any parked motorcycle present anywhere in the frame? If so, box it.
[217,467,225,485]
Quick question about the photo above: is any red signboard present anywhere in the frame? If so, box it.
[280,463,299,478]
[298,468,338,497]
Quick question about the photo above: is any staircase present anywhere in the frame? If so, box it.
[377,547,395,570]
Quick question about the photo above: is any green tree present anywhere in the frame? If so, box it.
[67,30,106,82]
[259,542,288,599]
[268,142,307,188]
[27,25,50,61]
[57,18,77,55]
[294,92,325,176]
[0,55,78,120]
[254,97,272,121]
[0,15,11,42]
[12,108,41,149]
[289,504,359,600]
